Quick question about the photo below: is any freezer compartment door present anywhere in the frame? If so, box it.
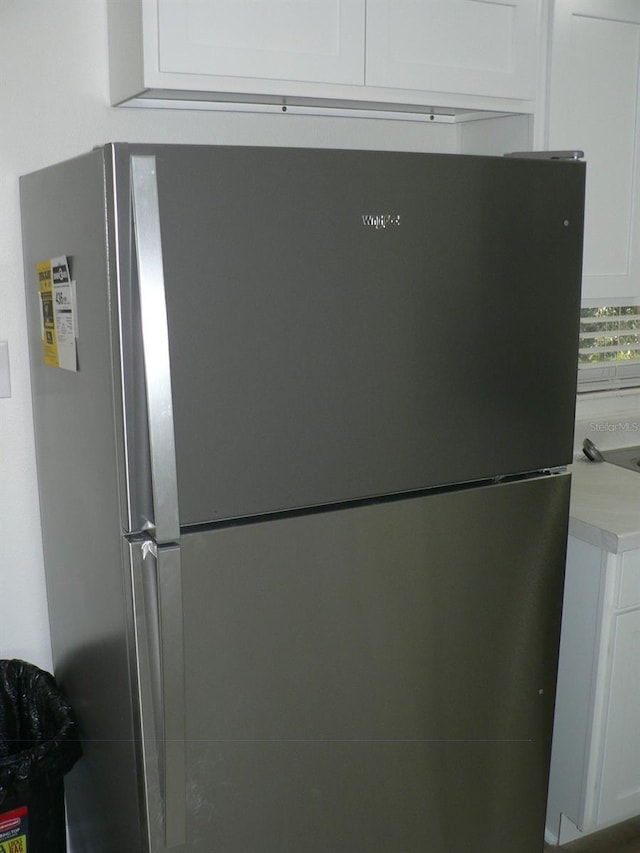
[154,473,570,853]
[116,143,584,525]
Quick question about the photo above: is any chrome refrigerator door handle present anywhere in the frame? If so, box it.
[131,156,185,845]
[132,539,187,849]
[156,543,187,848]
[130,154,180,545]
[128,539,164,851]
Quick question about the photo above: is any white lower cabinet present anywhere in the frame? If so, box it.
[598,607,640,825]
[547,539,640,843]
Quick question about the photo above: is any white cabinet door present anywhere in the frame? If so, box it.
[598,607,640,825]
[365,0,540,100]
[548,0,640,302]
[156,0,365,85]
[547,543,640,844]
[109,0,541,114]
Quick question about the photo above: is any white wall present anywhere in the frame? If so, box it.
[0,0,473,673]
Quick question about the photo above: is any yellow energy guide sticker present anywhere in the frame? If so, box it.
[37,260,57,367]
[37,256,77,371]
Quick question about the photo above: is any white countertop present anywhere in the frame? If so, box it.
[569,454,640,553]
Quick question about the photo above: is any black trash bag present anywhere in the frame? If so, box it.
[0,659,82,852]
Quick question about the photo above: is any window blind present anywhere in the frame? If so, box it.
[578,306,640,392]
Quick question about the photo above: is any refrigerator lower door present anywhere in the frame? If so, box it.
[135,474,569,853]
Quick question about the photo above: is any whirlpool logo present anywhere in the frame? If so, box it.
[362,213,402,229]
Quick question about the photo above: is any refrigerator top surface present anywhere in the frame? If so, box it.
[109,143,584,527]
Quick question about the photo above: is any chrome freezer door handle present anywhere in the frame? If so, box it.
[130,154,180,545]
[131,539,186,849]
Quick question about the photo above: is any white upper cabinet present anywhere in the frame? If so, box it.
[107,0,542,114]
[365,0,540,101]
[156,0,365,85]
[547,0,640,303]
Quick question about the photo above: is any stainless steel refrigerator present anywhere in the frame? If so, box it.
[20,144,585,853]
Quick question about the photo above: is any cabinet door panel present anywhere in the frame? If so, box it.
[365,0,539,100]
[157,0,365,85]
[618,549,640,609]
[548,1,640,301]
[598,608,640,825]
